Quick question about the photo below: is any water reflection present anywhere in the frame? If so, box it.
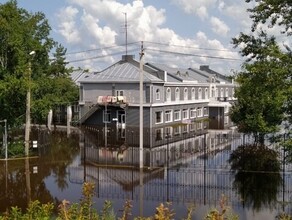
[0,129,80,212]
[229,144,282,210]
[0,127,291,219]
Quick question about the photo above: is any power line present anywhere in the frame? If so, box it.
[67,48,140,63]
[144,41,233,52]
[66,42,140,55]
[146,48,241,61]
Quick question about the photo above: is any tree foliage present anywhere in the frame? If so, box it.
[231,1,292,142]
[0,0,78,126]
[246,0,292,35]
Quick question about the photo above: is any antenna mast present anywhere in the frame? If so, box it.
[124,12,128,55]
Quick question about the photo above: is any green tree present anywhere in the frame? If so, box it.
[0,0,78,126]
[231,1,292,144]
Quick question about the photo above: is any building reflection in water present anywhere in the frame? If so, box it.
[67,127,292,217]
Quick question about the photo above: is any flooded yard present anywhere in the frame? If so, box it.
[0,127,291,219]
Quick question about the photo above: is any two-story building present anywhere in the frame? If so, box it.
[76,55,236,148]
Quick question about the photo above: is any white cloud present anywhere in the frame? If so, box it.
[56,0,240,74]
[171,0,217,19]
[210,16,230,36]
[80,12,117,46]
[57,6,81,44]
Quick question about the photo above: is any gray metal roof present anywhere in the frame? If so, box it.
[70,69,87,85]
[79,62,163,83]
[189,68,231,84]
[146,63,207,83]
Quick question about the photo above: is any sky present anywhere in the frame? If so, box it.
[1,0,289,75]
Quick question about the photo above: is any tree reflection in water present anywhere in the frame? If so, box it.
[229,144,282,211]
[0,129,80,212]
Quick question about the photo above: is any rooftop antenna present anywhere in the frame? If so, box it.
[123,12,128,55]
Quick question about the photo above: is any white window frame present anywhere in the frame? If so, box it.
[220,88,224,97]
[165,126,173,137]
[155,128,163,141]
[156,89,161,100]
[225,88,229,98]
[191,87,195,100]
[166,87,171,102]
[190,108,197,118]
[174,126,181,135]
[174,110,181,121]
[225,116,229,124]
[116,90,124,96]
[197,122,203,130]
[155,111,163,124]
[190,123,196,131]
[205,88,208,99]
[182,109,189,120]
[165,110,173,123]
[182,124,188,133]
[197,107,203,117]
[175,87,180,101]
[198,87,202,99]
[204,107,208,116]
[184,87,188,100]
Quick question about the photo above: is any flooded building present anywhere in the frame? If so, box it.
[76,55,237,144]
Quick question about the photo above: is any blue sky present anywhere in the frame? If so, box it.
[1,0,279,74]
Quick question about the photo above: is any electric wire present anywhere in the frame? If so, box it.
[67,48,140,63]
[146,48,241,61]
[144,41,232,52]
[66,41,140,55]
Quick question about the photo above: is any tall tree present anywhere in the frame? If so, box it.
[0,0,78,126]
[231,0,291,144]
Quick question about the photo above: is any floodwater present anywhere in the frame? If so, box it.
[0,127,291,220]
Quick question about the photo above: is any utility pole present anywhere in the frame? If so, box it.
[139,41,144,169]
[24,51,35,156]
[0,119,7,159]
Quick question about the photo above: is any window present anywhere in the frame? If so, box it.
[155,128,163,141]
[190,108,196,118]
[165,127,172,137]
[174,110,181,121]
[184,88,188,100]
[155,111,163,124]
[225,88,229,98]
[166,87,171,102]
[191,87,195,100]
[182,124,188,133]
[80,86,84,101]
[165,110,172,123]
[198,88,202,99]
[174,126,181,135]
[197,107,203,117]
[211,86,215,98]
[103,110,111,123]
[156,89,160,100]
[182,109,189,119]
[197,122,203,130]
[204,107,208,116]
[220,88,224,97]
[205,88,208,99]
[175,87,180,101]
[225,116,229,124]
[190,123,196,131]
[116,90,124,96]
